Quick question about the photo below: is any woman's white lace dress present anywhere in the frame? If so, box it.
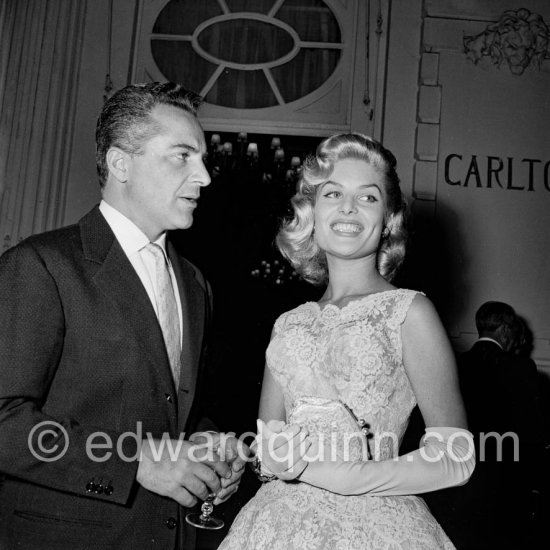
[219,289,455,549]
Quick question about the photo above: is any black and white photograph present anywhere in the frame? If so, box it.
[0,1,549,549]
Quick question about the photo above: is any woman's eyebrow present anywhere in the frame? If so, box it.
[321,181,381,191]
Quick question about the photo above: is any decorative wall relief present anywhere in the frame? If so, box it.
[463,8,550,75]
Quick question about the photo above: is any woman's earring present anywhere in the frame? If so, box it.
[382,227,390,239]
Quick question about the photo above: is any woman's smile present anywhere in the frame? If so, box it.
[330,221,364,235]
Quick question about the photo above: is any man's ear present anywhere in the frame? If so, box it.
[106,147,130,183]
[497,325,514,352]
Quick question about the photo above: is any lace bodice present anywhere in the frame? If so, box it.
[266,289,419,460]
[220,288,456,549]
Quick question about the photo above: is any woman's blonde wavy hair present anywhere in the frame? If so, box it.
[276,133,407,286]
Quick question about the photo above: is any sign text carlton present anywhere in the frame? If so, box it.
[445,154,550,191]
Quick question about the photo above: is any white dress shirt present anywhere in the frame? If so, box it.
[99,200,183,344]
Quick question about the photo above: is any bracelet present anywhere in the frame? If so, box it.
[251,454,277,483]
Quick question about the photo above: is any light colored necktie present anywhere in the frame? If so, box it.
[144,243,181,388]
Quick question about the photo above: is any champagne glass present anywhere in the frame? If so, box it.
[185,493,224,530]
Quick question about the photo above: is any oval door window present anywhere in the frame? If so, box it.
[151,0,342,109]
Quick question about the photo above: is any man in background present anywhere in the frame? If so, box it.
[455,301,544,548]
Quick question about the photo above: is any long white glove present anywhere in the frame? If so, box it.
[299,427,475,496]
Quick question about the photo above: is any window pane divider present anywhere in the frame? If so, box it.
[268,0,286,18]
[263,68,286,105]
[151,34,192,41]
[216,0,230,14]
[200,64,225,97]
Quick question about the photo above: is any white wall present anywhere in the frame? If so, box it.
[384,0,550,375]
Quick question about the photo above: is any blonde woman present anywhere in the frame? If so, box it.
[220,134,474,549]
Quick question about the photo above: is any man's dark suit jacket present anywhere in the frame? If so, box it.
[458,340,542,456]
[453,340,544,548]
[0,206,214,549]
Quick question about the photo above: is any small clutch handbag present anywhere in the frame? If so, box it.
[288,396,371,462]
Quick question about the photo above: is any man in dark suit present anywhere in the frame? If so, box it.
[0,82,245,549]
[454,301,544,549]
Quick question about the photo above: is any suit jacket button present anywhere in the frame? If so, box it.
[165,393,173,403]
[166,517,177,529]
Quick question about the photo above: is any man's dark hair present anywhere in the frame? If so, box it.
[475,301,517,350]
[95,82,203,187]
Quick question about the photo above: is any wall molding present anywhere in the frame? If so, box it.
[412,43,442,201]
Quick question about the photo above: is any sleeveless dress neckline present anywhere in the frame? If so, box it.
[309,288,402,314]
[219,288,455,550]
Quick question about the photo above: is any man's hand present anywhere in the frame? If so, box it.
[136,437,232,507]
[257,419,311,481]
[189,432,250,505]
[215,433,249,504]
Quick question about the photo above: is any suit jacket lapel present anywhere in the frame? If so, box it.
[167,238,204,425]
[79,207,175,393]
